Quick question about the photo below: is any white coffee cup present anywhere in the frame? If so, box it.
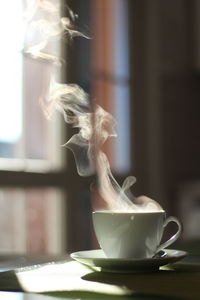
[92,210,182,259]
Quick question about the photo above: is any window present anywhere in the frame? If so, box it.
[91,0,131,174]
[0,0,134,253]
[0,0,66,254]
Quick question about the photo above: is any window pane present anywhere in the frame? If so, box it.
[0,1,23,158]
[114,86,131,173]
[0,0,63,171]
[24,57,58,161]
[112,0,131,173]
[0,188,66,254]
[113,0,130,79]
[92,0,131,174]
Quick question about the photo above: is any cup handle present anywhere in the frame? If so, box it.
[156,216,182,253]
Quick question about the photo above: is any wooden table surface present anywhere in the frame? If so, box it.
[0,243,199,300]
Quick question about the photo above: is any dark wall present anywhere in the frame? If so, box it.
[129,0,200,222]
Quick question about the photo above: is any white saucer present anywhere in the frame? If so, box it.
[70,249,187,273]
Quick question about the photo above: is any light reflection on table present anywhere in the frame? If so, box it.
[0,292,62,300]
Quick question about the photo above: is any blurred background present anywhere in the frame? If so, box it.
[0,0,200,255]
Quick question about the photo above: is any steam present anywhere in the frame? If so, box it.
[24,0,89,65]
[24,1,163,212]
[45,79,163,212]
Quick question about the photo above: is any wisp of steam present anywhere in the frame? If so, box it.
[24,0,163,212]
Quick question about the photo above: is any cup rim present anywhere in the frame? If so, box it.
[93,210,165,214]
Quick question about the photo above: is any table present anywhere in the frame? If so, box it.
[0,246,199,299]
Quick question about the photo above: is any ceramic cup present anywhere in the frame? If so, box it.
[92,210,182,259]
